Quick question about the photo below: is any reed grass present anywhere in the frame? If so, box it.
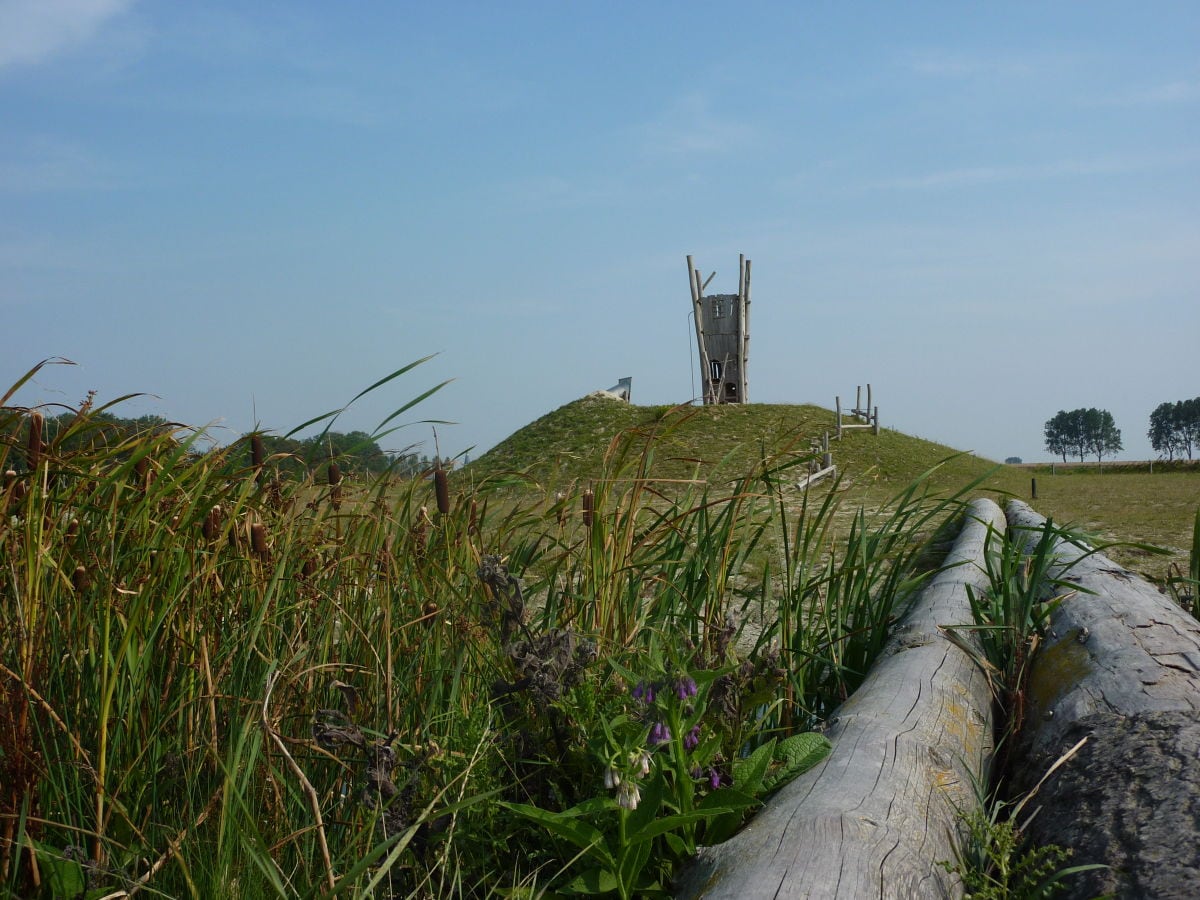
[2,361,983,898]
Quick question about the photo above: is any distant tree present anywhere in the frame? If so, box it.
[307,430,389,474]
[1081,408,1122,463]
[1044,411,1071,462]
[1044,408,1121,463]
[1186,398,1200,460]
[1149,402,1181,460]
[1044,409,1088,462]
[1149,398,1200,460]
[1005,457,1022,465]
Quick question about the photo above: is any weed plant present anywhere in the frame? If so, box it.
[3,360,979,898]
[1165,507,1200,617]
[944,520,1087,743]
[939,517,1148,897]
[940,762,1105,900]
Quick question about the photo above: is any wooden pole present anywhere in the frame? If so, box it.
[866,383,872,421]
[835,396,842,439]
[741,257,751,403]
[686,255,713,405]
[696,267,715,404]
[873,406,880,435]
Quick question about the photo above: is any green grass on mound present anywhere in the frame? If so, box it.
[465,395,998,495]
[465,396,1200,582]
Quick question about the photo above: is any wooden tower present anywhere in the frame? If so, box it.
[687,254,751,404]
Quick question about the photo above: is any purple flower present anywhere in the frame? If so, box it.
[647,721,671,746]
[632,681,656,705]
[674,677,698,701]
[684,724,701,751]
[707,767,730,790]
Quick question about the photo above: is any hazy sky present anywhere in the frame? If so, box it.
[4,1,1197,463]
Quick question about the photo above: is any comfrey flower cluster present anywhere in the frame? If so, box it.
[604,749,652,810]
[635,677,695,747]
[601,674,728,810]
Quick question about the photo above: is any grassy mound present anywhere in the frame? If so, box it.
[466,396,997,496]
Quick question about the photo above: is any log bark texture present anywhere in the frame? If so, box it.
[675,498,1003,899]
[1005,500,1200,900]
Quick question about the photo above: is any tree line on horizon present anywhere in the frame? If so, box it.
[1043,397,1200,463]
[1,409,438,478]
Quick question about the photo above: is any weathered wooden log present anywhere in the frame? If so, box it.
[795,465,836,491]
[1005,500,1200,900]
[676,498,1002,899]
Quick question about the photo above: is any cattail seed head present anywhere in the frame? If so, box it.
[26,411,44,471]
[301,556,317,579]
[134,456,150,491]
[72,565,91,593]
[65,518,80,540]
[582,489,595,528]
[251,434,265,484]
[328,460,342,509]
[555,491,567,526]
[202,505,222,542]
[250,521,269,557]
[434,467,450,515]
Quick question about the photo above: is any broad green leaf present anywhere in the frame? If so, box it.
[633,804,754,842]
[770,732,832,787]
[625,771,664,834]
[697,786,757,812]
[732,739,775,795]
[617,839,652,894]
[499,802,614,866]
[662,831,689,858]
[33,844,86,898]
[559,867,619,895]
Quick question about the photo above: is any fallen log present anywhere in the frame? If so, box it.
[1005,500,1200,900]
[675,498,1002,899]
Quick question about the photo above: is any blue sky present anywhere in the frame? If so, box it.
[4,1,1198,463]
